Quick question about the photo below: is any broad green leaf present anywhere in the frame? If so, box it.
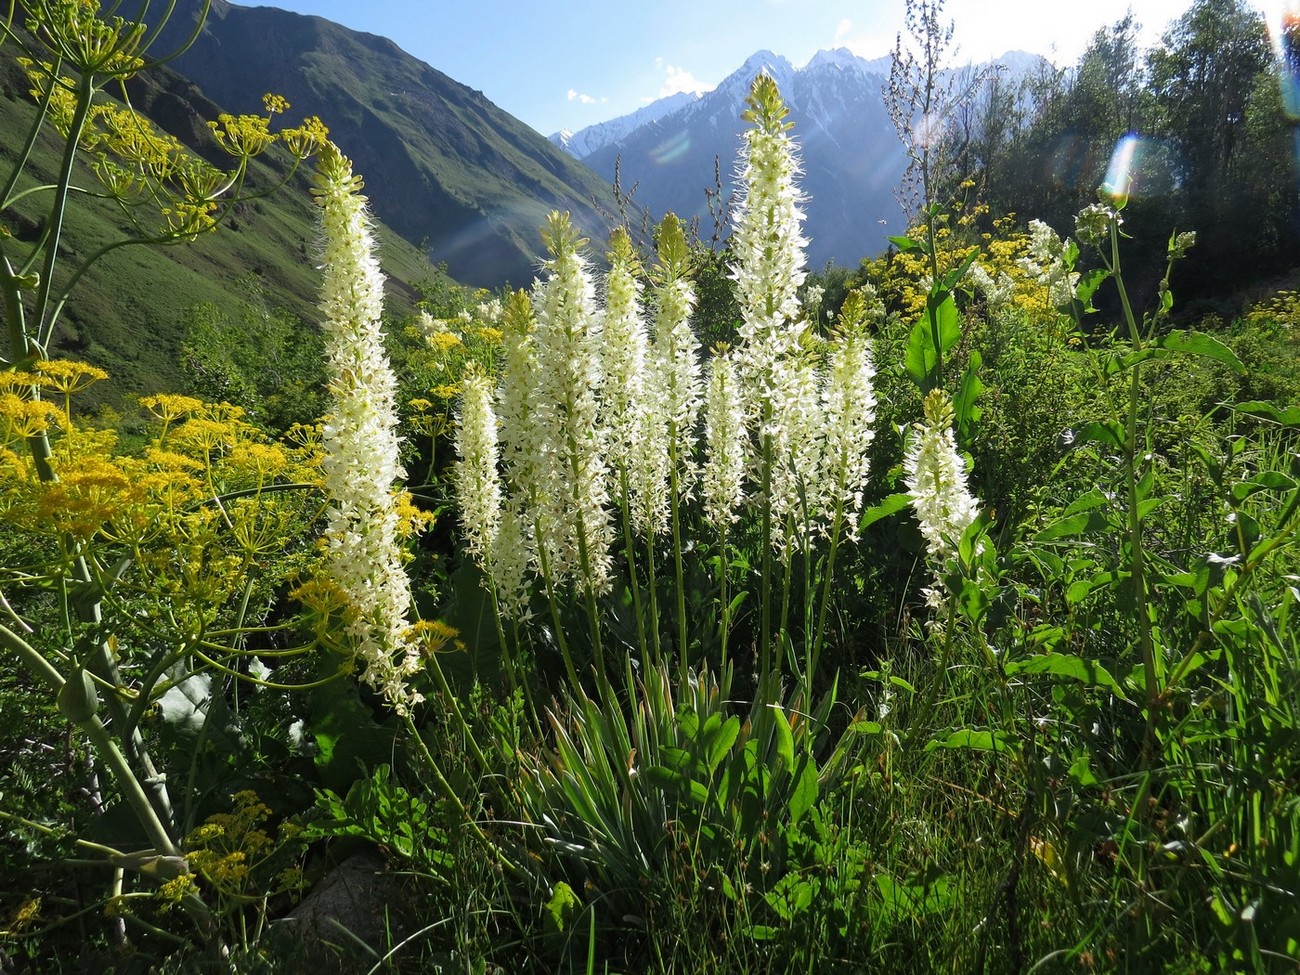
[1232,470,1297,501]
[1234,401,1300,426]
[707,716,741,773]
[544,882,580,935]
[889,235,921,252]
[1074,421,1125,450]
[771,704,796,771]
[860,492,911,532]
[1076,267,1110,310]
[955,350,984,439]
[644,765,709,804]
[1061,488,1109,518]
[904,294,961,386]
[1004,653,1127,698]
[1157,330,1246,374]
[1034,507,1111,542]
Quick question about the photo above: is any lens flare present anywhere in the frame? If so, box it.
[1101,134,1179,204]
[1275,3,1300,121]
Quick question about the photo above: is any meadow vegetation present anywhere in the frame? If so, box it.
[1,0,1298,972]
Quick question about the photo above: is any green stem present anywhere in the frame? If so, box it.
[618,472,649,661]
[402,713,523,880]
[669,455,688,686]
[1111,219,1159,761]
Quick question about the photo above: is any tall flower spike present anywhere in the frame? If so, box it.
[602,227,668,535]
[731,73,808,361]
[819,292,878,539]
[904,389,980,608]
[528,211,613,594]
[312,141,421,711]
[701,350,746,529]
[651,213,701,500]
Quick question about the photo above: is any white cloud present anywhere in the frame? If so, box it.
[566,88,607,105]
[653,56,707,98]
[834,18,853,44]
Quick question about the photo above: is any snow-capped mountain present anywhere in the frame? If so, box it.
[558,48,1043,268]
[550,91,702,159]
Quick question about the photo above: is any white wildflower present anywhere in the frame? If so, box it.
[527,211,613,594]
[702,352,746,528]
[904,389,980,567]
[818,293,878,538]
[651,214,701,500]
[312,142,420,711]
[453,370,501,567]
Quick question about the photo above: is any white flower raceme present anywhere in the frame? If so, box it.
[651,214,701,500]
[731,73,808,363]
[527,211,613,594]
[967,262,1015,313]
[453,370,501,567]
[767,350,822,554]
[600,227,669,537]
[818,294,878,538]
[312,142,420,710]
[1021,219,1079,309]
[702,352,746,529]
[904,388,981,577]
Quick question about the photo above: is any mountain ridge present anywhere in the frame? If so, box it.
[561,47,1045,268]
[159,0,618,287]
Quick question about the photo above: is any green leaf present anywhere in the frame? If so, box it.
[644,765,709,804]
[1004,653,1127,698]
[954,350,984,439]
[924,729,1009,753]
[904,294,961,386]
[1234,401,1300,426]
[1232,470,1297,502]
[1157,330,1246,375]
[1074,421,1125,450]
[889,235,921,252]
[771,704,796,771]
[788,758,818,825]
[1076,267,1110,311]
[707,716,741,773]
[860,492,911,532]
[544,881,580,936]
[1034,507,1111,542]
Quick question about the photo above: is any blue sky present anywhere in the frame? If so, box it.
[243,0,1268,136]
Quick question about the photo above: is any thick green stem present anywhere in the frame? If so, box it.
[1111,220,1159,760]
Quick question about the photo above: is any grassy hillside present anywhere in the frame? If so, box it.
[0,51,433,405]
[158,0,618,288]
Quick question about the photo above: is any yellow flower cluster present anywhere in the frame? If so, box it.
[2,362,327,667]
[861,213,1064,323]
[403,302,504,450]
[20,44,326,242]
[177,790,307,908]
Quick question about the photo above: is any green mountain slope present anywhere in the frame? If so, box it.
[159,0,618,288]
[0,50,432,404]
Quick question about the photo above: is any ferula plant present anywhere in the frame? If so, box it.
[0,0,331,956]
